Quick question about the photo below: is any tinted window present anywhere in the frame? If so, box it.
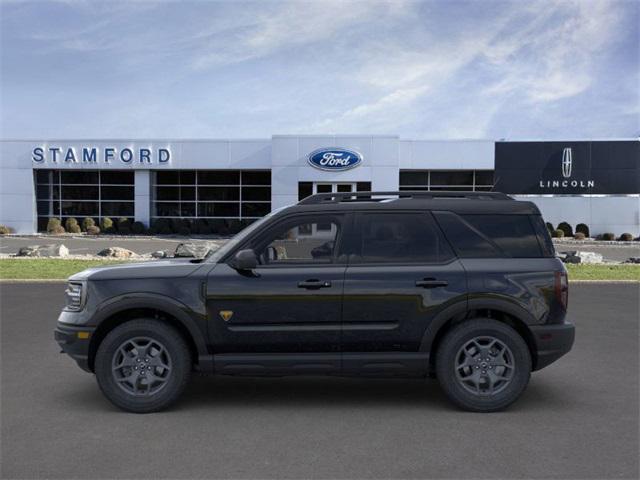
[354,213,454,264]
[257,217,341,265]
[434,211,543,258]
[462,215,542,258]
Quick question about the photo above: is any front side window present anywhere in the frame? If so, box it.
[256,216,342,265]
[353,212,454,264]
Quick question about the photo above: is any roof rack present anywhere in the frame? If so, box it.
[298,190,513,205]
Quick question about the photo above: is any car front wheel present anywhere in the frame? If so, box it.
[436,318,531,412]
[95,319,192,413]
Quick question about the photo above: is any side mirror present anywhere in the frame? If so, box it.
[230,249,258,272]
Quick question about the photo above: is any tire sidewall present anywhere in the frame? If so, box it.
[95,320,191,413]
[436,319,531,412]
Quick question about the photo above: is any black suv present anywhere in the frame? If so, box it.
[55,191,574,413]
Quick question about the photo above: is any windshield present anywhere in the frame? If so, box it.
[205,206,289,263]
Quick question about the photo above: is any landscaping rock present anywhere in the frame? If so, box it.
[97,247,137,258]
[17,244,69,257]
[174,243,211,258]
[151,250,168,259]
[561,251,604,264]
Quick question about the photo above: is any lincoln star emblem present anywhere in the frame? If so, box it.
[219,310,234,322]
[561,147,572,178]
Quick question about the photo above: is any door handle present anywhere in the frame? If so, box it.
[298,279,332,289]
[415,278,448,288]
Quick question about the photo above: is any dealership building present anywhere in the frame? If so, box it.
[0,136,638,235]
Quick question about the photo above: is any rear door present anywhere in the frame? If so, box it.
[341,211,467,372]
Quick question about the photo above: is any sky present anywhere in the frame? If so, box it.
[1,0,638,140]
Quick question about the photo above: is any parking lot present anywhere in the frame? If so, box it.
[1,283,638,479]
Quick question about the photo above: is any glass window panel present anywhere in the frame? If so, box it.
[399,186,429,191]
[37,217,50,232]
[100,171,134,184]
[316,184,332,193]
[356,182,372,192]
[430,171,473,186]
[36,185,50,199]
[242,202,271,217]
[101,202,134,217]
[52,185,60,199]
[60,171,99,184]
[475,170,494,186]
[197,202,239,217]
[462,215,542,258]
[242,171,271,185]
[101,186,134,200]
[198,186,240,201]
[258,219,340,264]
[180,203,196,217]
[35,170,51,183]
[53,202,60,215]
[429,186,472,191]
[155,171,180,185]
[154,202,180,217]
[180,171,196,184]
[155,187,180,201]
[356,213,454,264]
[298,182,313,201]
[181,186,196,200]
[61,201,99,216]
[197,171,240,185]
[37,201,50,215]
[61,185,99,200]
[241,186,270,201]
[399,171,428,186]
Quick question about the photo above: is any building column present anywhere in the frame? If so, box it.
[134,170,151,226]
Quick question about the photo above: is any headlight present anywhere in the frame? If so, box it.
[64,282,85,311]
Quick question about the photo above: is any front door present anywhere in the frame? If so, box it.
[206,213,348,358]
[340,211,467,373]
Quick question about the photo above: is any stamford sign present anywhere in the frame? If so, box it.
[32,146,171,165]
[308,147,362,171]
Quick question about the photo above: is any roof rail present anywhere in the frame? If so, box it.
[298,190,512,205]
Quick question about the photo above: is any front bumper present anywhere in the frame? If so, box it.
[530,321,575,371]
[54,322,95,373]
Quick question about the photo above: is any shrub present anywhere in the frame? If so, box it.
[0,224,13,234]
[65,217,79,231]
[81,217,95,231]
[47,218,63,234]
[545,222,554,233]
[552,229,564,238]
[86,225,101,235]
[599,232,615,241]
[117,217,131,234]
[131,221,146,234]
[573,232,585,240]
[575,223,590,238]
[152,218,172,235]
[618,233,633,242]
[557,222,573,238]
[100,217,114,233]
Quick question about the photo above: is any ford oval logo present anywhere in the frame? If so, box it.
[307,148,362,171]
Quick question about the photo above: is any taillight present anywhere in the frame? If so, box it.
[555,270,569,310]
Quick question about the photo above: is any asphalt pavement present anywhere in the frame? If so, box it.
[1,283,638,479]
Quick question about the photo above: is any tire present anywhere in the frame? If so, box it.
[95,319,192,413]
[435,318,531,412]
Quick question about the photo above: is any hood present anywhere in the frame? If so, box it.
[69,258,207,281]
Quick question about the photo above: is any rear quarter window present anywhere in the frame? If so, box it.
[434,212,544,258]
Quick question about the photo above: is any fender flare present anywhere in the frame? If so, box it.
[90,293,209,357]
[419,295,537,353]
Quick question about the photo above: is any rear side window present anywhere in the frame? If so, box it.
[434,212,544,258]
[353,212,454,264]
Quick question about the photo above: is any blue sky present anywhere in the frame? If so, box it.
[1,0,638,139]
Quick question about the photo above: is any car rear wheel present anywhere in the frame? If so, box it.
[95,319,192,413]
[436,318,531,412]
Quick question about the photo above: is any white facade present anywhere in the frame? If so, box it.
[0,136,637,236]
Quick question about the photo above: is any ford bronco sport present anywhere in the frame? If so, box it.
[55,191,574,413]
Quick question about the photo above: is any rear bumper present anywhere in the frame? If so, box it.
[54,323,95,373]
[530,321,575,371]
